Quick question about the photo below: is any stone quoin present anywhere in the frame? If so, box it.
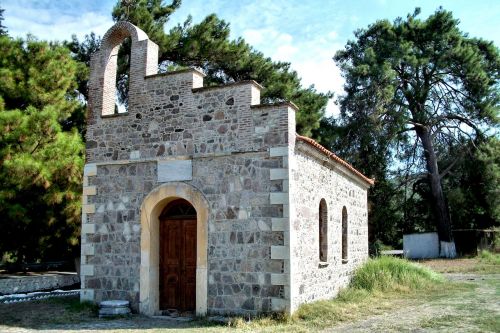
[80,21,373,316]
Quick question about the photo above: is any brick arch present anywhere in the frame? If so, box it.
[88,22,158,117]
[101,21,149,51]
[139,182,209,316]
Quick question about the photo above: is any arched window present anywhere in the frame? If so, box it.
[342,206,348,262]
[319,199,328,262]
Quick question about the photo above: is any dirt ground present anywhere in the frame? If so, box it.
[322,273,499,333]
[0,258,498,333]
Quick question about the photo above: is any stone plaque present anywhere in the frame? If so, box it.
[157,160,192,182]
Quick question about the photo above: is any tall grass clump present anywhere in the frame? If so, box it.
[350,256,444,292]
[293,256,444,327]
[478,250,500,265]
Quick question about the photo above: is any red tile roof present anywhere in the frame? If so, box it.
[296,134,375,186]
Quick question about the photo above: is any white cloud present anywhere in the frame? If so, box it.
[293,57,343,117]
[241,29,264,45]
[327,31,338,40]
[242,28,298,62]
[273,44,299,62]
[2,1,113,41]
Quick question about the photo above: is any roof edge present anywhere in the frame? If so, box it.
[295,134,375,186]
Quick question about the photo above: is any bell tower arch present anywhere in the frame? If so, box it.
[88,21,159,117]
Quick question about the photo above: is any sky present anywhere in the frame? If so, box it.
[2,0,499,116]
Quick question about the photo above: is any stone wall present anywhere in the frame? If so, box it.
[0,273,79,295]
[289,142,369,310]
[82,152,291,314]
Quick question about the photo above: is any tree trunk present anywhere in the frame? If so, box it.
[415,126,456,258]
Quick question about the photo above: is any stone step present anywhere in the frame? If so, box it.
[98,300,131,318]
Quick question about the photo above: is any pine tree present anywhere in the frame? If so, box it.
[0,7,7,36]
[0,36,84,263]
[333,8,500,257]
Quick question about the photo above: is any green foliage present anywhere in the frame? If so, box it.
[476,138,500,222]
[350,256,443,292]
[64,32,101,134]
[109,0,331,136]
[332,8,500,246]
[444,137,500,229]
[478,250,500,265]
[0,35,84,263]
[0,7,7,36]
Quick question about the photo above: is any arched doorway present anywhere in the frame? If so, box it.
[159,199,197,313]
[139,182,209,316]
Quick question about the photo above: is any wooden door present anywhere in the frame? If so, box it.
[160,215,197,311]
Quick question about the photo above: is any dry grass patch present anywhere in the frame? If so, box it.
[420,251,500,274]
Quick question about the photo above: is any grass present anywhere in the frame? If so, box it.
[420,250,500,274]
[0,296,98,328]
[419,314,463,329]
[47,296,99,314]
[479,250,500,265]
[1,256,495,332]
[350,256,444,292]
[226,256,450,332]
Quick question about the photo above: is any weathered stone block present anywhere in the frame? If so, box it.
[271,274,289,286]
[270,193,288,205]
[82,204,96,214]
[83,186,97,196]
[270,246,289,259]
[84,164,97,177]
[80,289,94,301]
[270,169,288,180]
[80,265,95,276]
[157,159,192,182]
[271,298,287,311]
[270,147,288,157]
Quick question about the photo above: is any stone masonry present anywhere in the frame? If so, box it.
[81,22,373,316]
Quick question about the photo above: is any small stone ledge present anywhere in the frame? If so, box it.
[250,101,299,112]
[101,112,129,119]
[271,246,289,260]
[318,261,329,268]
[144,68,205,79]
[192,80,263,93]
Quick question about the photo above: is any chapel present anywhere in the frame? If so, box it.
[80,22,373,316]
